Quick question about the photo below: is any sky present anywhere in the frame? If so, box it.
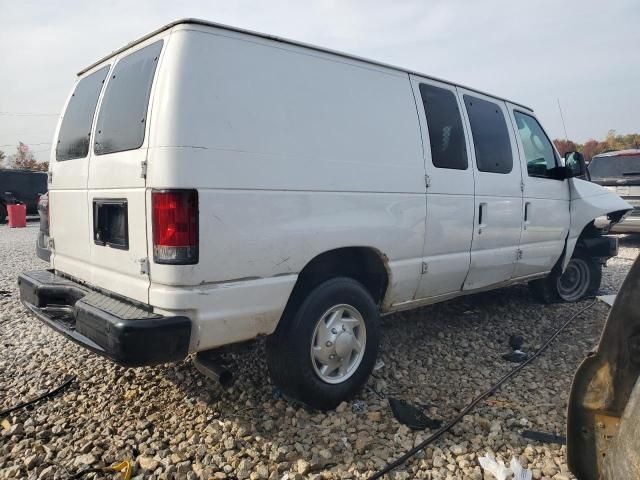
[1,0,638,162]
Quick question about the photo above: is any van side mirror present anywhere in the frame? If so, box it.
[564,151,588,179]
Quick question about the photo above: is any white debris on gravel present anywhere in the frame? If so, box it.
[1,224,638,480]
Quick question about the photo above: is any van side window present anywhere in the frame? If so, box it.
[94,40,163,155]
[513,111,559,178]
[463,95,513,174]
[56,66,110,161]
[419,84,468,170]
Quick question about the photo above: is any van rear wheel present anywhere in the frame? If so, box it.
[266,277,380,410]
[0,204,6,224]
[529,253,601,303]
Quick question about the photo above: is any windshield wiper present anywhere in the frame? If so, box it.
[622,171,640,176]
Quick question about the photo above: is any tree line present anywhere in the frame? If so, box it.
[553,130,640,162]
[0,142,49,172]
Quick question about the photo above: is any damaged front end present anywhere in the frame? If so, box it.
[567,255,640,479]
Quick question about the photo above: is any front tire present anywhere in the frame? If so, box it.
[529,253,601,303]
[266,277,380,410]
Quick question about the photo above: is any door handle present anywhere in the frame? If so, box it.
[478,203,487,234]
[524,202,531,230]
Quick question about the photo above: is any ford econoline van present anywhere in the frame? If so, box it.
[19,19,631,409]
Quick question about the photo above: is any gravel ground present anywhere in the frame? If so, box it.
[1,223,638,480]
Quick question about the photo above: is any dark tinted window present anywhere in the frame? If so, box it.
[589,155,640,179]
[464,95,513,174]
[513,111,558,178]
[94,40,163,155]
[419,84,468,170]
[56,66,109,161]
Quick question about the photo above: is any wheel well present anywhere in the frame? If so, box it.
[285,247,389,313]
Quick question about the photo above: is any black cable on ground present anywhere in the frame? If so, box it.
[367,299,597,480]
[0,376,75,417]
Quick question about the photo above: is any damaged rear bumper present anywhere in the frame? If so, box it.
[18,270,191,367]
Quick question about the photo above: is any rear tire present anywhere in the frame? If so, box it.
[529,252,601,303]
[266,277,380,410]
[0,203,6,224]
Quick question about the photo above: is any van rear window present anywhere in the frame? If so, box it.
[56,66,109,161]
[94,40,162,156]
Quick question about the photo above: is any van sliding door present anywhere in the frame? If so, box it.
[458,89,524,290]
[410,76,475,299]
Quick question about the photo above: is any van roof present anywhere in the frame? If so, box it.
[79,18,533,112]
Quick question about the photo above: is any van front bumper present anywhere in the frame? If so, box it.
[17,270,191,367]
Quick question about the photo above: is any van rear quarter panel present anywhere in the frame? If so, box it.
[147,26,426,310]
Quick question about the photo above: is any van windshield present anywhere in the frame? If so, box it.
[589,155,640,179]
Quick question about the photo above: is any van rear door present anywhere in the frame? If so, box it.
[50,65,111,282]
[85,40,164,303]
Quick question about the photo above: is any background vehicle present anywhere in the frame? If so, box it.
[0,168,47,223]
[19,19,631,409]
[568,255,640,480]
[589,149,640,233]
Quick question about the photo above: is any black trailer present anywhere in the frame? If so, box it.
[0,169,48,223]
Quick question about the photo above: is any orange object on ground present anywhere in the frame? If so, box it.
[7,204,27,228]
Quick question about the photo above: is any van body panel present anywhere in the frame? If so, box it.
[147,186,425,296]
[150,275,297,351]
[145,26,426,310]
[149,28,423,193]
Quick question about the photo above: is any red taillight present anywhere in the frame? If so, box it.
[152,190,198,264]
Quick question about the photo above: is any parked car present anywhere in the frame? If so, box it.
[0,168,47,223]
[18,19,632,409]
[588,149,640,233]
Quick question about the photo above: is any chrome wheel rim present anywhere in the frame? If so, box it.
[310,304,367,384]
[557,258,590,301]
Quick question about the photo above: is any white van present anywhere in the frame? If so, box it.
[19,19,631,409]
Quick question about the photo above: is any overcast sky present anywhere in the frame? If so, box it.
[1,0,638,162]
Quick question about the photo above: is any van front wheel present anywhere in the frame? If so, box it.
[266,277,380,410]
[529,253,601,303]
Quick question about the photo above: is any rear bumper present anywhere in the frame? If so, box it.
[18,270,191,367]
